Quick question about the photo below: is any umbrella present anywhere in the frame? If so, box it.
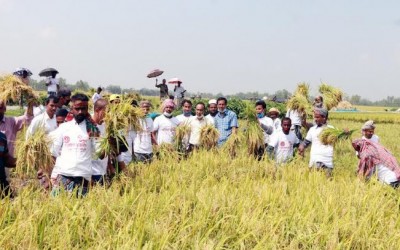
[39,68,59,77]
[147,69,164,78]
[168,77,182,84]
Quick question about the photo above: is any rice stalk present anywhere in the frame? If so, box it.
[319,83,343,110]
[295,82,310,97]
[174,124,191,151]
[287,93,312,114]
[221,132,242,158]
[245,122,265,156]
[199,124,219,150]
[0,74,38,102]
[319,127,356,145]
[15,127,53,179]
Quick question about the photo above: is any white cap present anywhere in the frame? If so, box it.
[208,99,217,105]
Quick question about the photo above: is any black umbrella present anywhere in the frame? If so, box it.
[39,68,59,77]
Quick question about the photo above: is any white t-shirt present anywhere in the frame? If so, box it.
[174,86,185,98]
[176,114,193,124]
[51,120,97,180]
[26,111,57,138]
[305,124,334,168]
[258,116,274,144]
[120,129,135,165]
[134,117,154,154]
[375,164,398,184]
[269,130,300,164]
[188,116,215,145]
[46,77,59,93]
[92,93,102,103]
[153,115,180,145]
[91,123,108,176]
[272,118,281,132]
[33,105,45,117]
[362,134,379,144]
[286,109,302,127]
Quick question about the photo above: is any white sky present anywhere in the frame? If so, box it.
[1,0,399,100]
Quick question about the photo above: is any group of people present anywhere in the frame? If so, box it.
[1,68,399,198]
[155,78,186,106]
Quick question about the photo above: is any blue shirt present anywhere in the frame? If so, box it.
[214,109,238,146]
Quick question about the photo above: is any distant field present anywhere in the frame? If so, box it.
[353,105,398,112]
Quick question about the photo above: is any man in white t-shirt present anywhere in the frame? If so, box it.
[187,102,215,152]
[133,101,156,163]
[361,120,379,143]
[91,87,103,104]
[173,82,186,107]
[26,96,59,138]
[152,99,179,145]
[268,117,300,164]
[298,108,334,177]
[176,99,194,124]
[46,72,59,96]
[255,100,274,160]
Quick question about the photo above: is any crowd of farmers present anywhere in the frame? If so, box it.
[0,68,399,198]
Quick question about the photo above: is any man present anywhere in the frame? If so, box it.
[268,118,300,164]
[92,87,103,103]
[285,108,304,141]
[268,107,281,131]
[206,99,218,119]
[152,99,179,145]
[57,88,72,110]
[55,109,68,126]
[109,94,121,104]
[26,96,59,138]
[298,108,334,177]
[352,138,400,188]
[187,102,215,152]
[51,93,100,196]
[155,79,169,100]
[313,96,324,109]
[13,67,32,85]
[176,99,193,124]
[173,82,186,107]
[0,132,15,198]
[214,97,238,146]
[46,71,59,97]
[91,98,108,185]
[361,120,379,143]
[255,100,274,160]
[133,101,156,163]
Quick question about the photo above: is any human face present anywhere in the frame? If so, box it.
[195,104,205,118]
[182,102,192,113]
[0,101,6,120]
[164,105,173,114]
[46,100,58,118]
[141,104,151,115]
[56,116,65,127]
[363,129,374,139]
[314,113,326,126]
[255,105,264,114]
[72,100,89,123]
[97,107,107,123]
[208,103,217,115]
[269,112,278,120]
[217,100,226,112]
[282,120,291,134]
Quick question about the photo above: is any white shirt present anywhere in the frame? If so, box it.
[188,116,215,145]
[134,117,154,154]
[51,120,97,180]
[286,109,302,127]
[176,114,193,124]
[119,129,135,165]
[153,115,179,145]
[258,116,274,144]
[174,86,185,98]
[206,114,216,121]
[375,164,398,184]
[272,118,281,132]
[305,124,334,168]
[269,130,299,164]
[46,77,59,93]
[33,105,45,117]
[362,134,379,144]
[91,123,108,176]
[26,111,57,138]
[92,93,102,103]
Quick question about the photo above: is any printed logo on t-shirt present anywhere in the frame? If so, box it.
[63,136,70,143]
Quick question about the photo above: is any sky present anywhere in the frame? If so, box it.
[1,0,399,100]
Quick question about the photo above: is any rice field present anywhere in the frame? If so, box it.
[1,111,400,248]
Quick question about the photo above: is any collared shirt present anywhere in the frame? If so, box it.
[51,120,97,180]
[174,86,185,98]
[188,116,215,145]
[214,109,238,146]
[26,111,57,138]
[286,109,302,127]
[46,77,59,93]
[176,114,193,124]
[0,113,33,157]
[91,123,108,176]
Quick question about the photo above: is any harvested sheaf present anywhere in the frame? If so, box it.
[319,127,355,145]
[199,124,219,149]
[245,122,265,156]
[222,132,241,158]
[0,74,38,102]
[287,82,312,114]
[99,98,144,156]
[319,83,343,110]
[15,128,53,178]
[295,82,310,97]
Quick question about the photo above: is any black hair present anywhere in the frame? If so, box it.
[181,99,192,107]
[282,117,292,124]
[97,87,103,92]
[57,88,72,98]
[45,95,59,105]
[217,97,227,105]
[56,108,69,117]
[71,93,89,102]
[196,102,206,109]
[255,100,266,109]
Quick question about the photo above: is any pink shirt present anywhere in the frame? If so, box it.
[0,114,33,156]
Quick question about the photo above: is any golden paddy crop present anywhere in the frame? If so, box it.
[1,116,400,248]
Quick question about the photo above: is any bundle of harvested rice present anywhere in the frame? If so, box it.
[245,122,265,156]
[287,82,312,114]
[221,132,241,158]
[319,83,343,110]
[319,127,355,145]
[0,74,38,102]
[295,82,310,97]
[155,143,180,161]
[199,124,219,149]
[15,128,53,178]
[174,124,191,151]
[98,98,144,156]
